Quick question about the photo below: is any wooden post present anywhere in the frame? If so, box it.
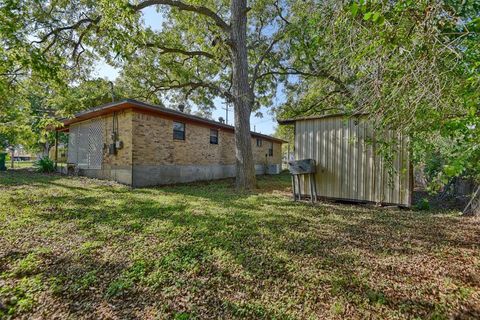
[296,174,301,200]
[10,147,14,169]
[265,154,268,175]
[54,130,59,170]
[291,175,297,201]
[287,143,290,170]
[308,173,314,203]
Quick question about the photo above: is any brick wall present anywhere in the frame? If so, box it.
[103,110,133,168]
[251,137,282,166]
[65,110,133,184]
[67,110,133,168]
[132,111,282,166]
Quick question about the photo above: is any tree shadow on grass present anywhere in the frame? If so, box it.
[3,171,480,318]
[2,236,292,319]
[0,170,63,187]
[148,180,480,317]
[0,170,132,194]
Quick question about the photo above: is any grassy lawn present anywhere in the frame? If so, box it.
[1,171,479,319]
[7,161,35,170]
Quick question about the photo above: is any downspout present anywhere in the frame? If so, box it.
[131,113,135,188]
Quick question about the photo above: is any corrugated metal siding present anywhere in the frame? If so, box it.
[295,116,411,206]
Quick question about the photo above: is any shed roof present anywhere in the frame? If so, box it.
[58,99,286,143]
[277,113,368,125]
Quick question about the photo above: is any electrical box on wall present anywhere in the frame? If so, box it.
[108,144,117,155]
[115,140,123,149]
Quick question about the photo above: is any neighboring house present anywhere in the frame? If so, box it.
[57,99,285,187]
[10,146,33,161]
[279,114,412,207]
[49,142,68,163]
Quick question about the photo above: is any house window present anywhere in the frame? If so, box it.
[268,141,273,156]
[173,121,185,140]
[210,129,218,144]
[256,138,262,147]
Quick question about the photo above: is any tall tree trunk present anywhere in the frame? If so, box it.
[230,0,256,190]
[43,141,50,158]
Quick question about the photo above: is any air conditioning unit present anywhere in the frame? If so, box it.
[267,164,281,175]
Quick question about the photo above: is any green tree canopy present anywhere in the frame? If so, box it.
[276,0,480,188]
[2,0,479,190]
[1,0,301,189]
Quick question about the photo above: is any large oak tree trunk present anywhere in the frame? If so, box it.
[230,0,256,190]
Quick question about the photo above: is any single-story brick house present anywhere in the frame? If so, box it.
[56,99,284,187]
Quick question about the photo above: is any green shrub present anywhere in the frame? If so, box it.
[34,157,55,173]
[415,198,430,211]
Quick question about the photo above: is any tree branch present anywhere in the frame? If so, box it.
[258,67,351,95]
[250,34,282,88]
[131,0,230,31]
[150,80,233,101]
[32,2,227,68]
[294,90,345,115]
[32,16,101,44]
[274,0,290,25]
[144,43,215,59]
[72,22,95,60]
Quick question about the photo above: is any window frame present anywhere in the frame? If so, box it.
[268,141,273,156]
[210,129,219,144]
[256,138,262,147]
[173,121,185,140]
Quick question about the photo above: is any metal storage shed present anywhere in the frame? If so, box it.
[279,114,413,207]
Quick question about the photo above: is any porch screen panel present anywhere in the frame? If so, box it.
[68,119,104,169]
[87,118,104,169]
[67,125,78,163]
[77,124,89,168]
